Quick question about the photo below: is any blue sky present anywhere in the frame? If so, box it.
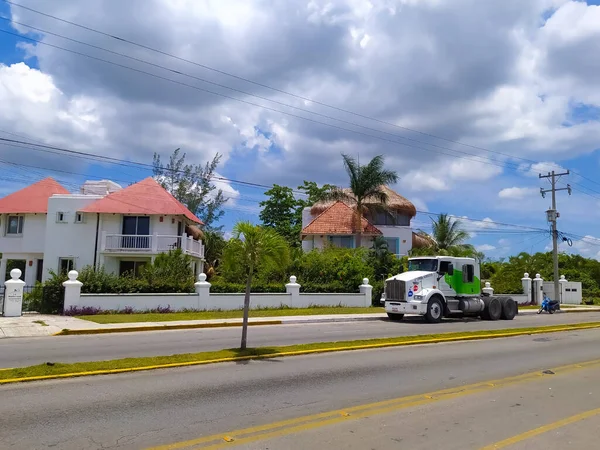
[2,0,600,260]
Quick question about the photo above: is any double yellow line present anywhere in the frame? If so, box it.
[148,357,600,449]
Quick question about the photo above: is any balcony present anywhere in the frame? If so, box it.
[101,233,204,259]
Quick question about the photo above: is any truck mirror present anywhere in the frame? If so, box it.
[447,264,454,275]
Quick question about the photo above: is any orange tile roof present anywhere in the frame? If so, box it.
[301,201,382,236]
[81,177,202,224]
[0,177,70,214]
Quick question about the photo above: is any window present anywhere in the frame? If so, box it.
[119,260,147,277]
[384,237,399,255]
[75,212,85,223]
[59,258,74,274]
[56,212,66,223]
[371,211,411,226]
[122,216,151,249]
[6,215,24,235]
[328,236,354,248]
[463,264,474,283]
[408,258,438,272]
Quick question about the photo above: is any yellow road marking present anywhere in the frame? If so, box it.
[146,357,600,450]
[481,407,600,449]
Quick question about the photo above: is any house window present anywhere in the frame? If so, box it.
[383,237,399,254]
[75,212,85,223]
[119,260,147,277]
[463,264,474,283]
[58,258,74,274]
[329,236,354,248]
[122,216,151,249]
[56,212,66,223]
[6,215,24,235]
[371,211,411,226]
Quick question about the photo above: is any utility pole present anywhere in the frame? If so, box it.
[539,170,571,303]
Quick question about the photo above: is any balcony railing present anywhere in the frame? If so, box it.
[102,233,204,259]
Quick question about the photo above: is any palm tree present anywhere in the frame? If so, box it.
[430,214,470,250]
[222,221,290,350]
[324,154,399,247]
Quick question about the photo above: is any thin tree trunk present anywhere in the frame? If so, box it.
[240,265,253,350]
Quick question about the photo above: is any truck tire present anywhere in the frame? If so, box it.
[481,297,501,321]
[499,297,517,320]
[387,313,404,321]
[425,296,444,323]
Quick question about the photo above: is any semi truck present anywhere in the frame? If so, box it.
[382,256,517,323]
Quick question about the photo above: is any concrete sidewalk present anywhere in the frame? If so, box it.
[2,306,600,338]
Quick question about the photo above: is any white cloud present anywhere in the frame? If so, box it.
[3,0,600,237]
[477,244,496,252]
[498,187,538,199]
[498,238,510,246]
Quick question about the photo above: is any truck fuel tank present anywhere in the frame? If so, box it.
[458,298,485,314]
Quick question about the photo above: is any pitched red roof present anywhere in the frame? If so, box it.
[81,177,202,224]
[301,201,382,236]
[0,177,70,214]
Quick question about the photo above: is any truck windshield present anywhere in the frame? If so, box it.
[408,259,438,272]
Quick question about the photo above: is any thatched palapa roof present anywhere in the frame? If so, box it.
[412,232,435,249]
[186,224,205,241]
[310,185,417,218]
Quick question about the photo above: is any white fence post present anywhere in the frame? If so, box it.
[62,270,83,313]
[195,273,211,310]
[482,282,494,296]
[3,268,25,317]
[533,273,543,305]
[286,276,301,307]
[559,275,568,304]
[360,278,373,307]
[522,272,532,304]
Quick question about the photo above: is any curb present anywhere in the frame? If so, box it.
[5,322,600,385]
[53,319,284,336]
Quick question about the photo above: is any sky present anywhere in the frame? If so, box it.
[1,0,600,260]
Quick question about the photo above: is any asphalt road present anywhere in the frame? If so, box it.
[1,311,600,368]
[2,328,600,449]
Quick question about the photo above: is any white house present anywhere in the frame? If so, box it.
[0,177,205,285]
[300,185,431,256]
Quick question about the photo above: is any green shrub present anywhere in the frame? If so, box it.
[209,281,286,293]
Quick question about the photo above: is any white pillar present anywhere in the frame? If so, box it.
[285,276,300,308]
[522,272,532,304]
[0,257,7,283]
[482,282,494,296]
[559,275,568,304]
[62,270,83,314]
[3,268,25,317]
[195,273,211,310]
[151,233,158,252]
[533,273,543,305]
[360,278,373,307]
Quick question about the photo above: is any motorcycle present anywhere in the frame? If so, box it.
[538,295,560,314]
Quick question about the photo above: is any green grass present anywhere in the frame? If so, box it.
[32,320,48,326]
[519,304,583,310]
[77,307,385,324]
[3,321,600,382]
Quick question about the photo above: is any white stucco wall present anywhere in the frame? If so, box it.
[377,225,413,256]
[42,195,103,281]
[0,252,43,284]
[0,213,47,254]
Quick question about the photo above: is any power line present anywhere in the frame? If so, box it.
[0,0,553,166]
[0,27,527,173]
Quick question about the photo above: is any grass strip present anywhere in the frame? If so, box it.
[77,307,385,324]
[3,321,600,384]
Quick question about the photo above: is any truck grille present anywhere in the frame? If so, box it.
[385,279,406,302]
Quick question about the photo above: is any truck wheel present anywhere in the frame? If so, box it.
[482,297,501,321]
[425,296,444,323]
[387,313,404,321]
[500,297,517,320]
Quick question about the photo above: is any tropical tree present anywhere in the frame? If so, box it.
[411,214,483,259]
[322,154,398,247]
[202,230,227,280]
[222,221,290,349]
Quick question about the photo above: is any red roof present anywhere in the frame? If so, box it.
[0,177,70,214]
[81,177,202,224]
[301,201,382,236]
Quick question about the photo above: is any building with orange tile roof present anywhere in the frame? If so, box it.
[0,177,205,286]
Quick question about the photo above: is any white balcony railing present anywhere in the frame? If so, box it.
[102,233,204,259]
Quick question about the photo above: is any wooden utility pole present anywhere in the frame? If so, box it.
[539,170,571,303]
